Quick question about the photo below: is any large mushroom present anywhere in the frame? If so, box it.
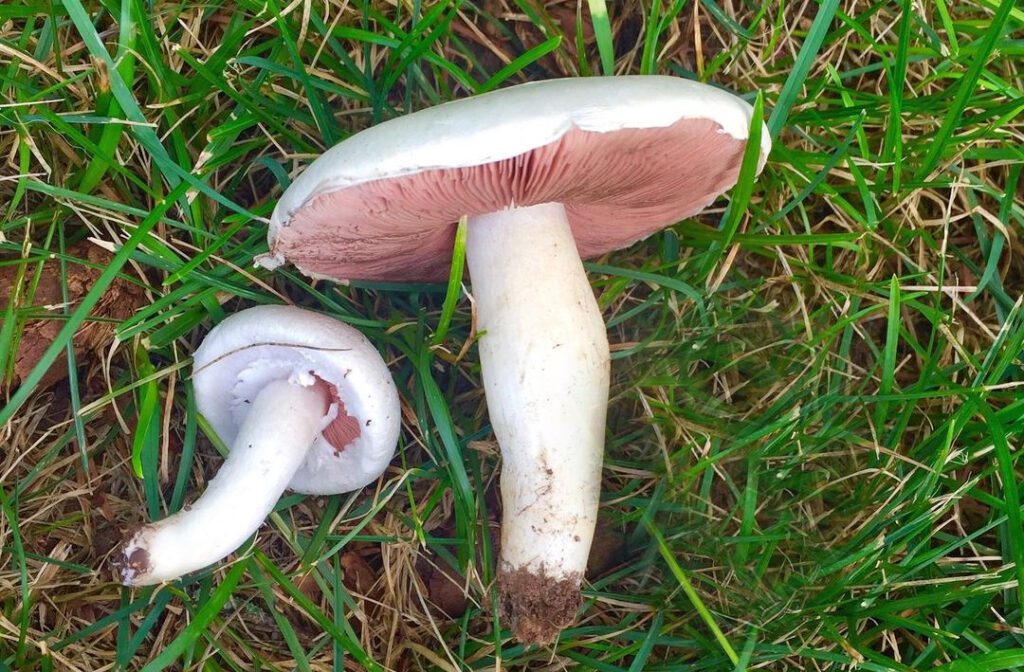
[261,76,770,642]
[117,305,401,585]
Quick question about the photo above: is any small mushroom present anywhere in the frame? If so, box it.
[260,76,770,642]
[117,305,400,586]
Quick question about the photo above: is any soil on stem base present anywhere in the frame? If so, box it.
[115,546,152,583]
[499,565,581,644]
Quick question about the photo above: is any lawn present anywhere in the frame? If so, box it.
[2,0,1023,670]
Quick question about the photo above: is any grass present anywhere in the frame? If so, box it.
[1,0,1023,669]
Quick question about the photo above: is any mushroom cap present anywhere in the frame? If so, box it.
[266,75,771,283]
[192,305,400,495]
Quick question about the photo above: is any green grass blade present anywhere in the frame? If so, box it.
[881,0,913,194]
[627,610,664,672]
[915,0,1019,180]
[61,0,257,218]
[699,91,765,283]
[267,0,338,146]
[586,0,616,75]
[979,404,1024,621]
[478,36,561,93]
[644,519,738,664]
[76,0,136,193]
[140,559,251,672]
[431,216,467,346]
[131,348,160,482]
[119,591,174,668]
[415,349,475,549]
[251,564,313,672]
[0,182,188,428]
[56,229,88,473]
[875,276,901,434]
[169,382,199,512]
[932,650,1024,672]
[254,551,383,672]
[766,0,840,138]
[0,488,30,668]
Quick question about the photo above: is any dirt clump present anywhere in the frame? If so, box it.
[499,564,581,644]
[416,554,469,618]
[1,241,145,390]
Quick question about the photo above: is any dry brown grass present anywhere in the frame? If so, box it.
[2,0,1023,669]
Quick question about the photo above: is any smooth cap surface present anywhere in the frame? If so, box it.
[192,305,401,494]
[266,76,771,282]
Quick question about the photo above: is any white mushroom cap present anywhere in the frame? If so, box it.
[192,304,400,494]
[271,76,769,222]
[117,305,401,586]
[261,75,771,282]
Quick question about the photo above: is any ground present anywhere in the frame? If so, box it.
[1,0,1023,670]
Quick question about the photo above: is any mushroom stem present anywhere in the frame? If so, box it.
[118,378,330,586]
[465,202,610,643]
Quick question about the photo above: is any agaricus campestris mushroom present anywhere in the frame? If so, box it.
[259,76,770,643]
[117,305,400,586]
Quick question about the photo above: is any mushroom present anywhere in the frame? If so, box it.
[260,76,770,642]
[117,305,401,586]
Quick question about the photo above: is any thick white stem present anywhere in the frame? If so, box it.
[466,202,609,641]
[118,378,328,585]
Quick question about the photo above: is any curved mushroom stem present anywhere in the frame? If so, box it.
[117,378,329,586]
[466,202,610,644]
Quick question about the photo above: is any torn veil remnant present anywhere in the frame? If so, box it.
[263,76,771,643]
[116,305,401,586]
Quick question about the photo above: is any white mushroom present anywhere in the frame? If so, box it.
[118,305,401,586]
[260,76,770,642]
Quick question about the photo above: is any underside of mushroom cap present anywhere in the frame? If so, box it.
[266,76,771,283]
[192,305,400,494]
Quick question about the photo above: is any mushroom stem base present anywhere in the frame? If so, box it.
[499,565,582,644]
[117,378,329,586]
[466,202,610,642]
